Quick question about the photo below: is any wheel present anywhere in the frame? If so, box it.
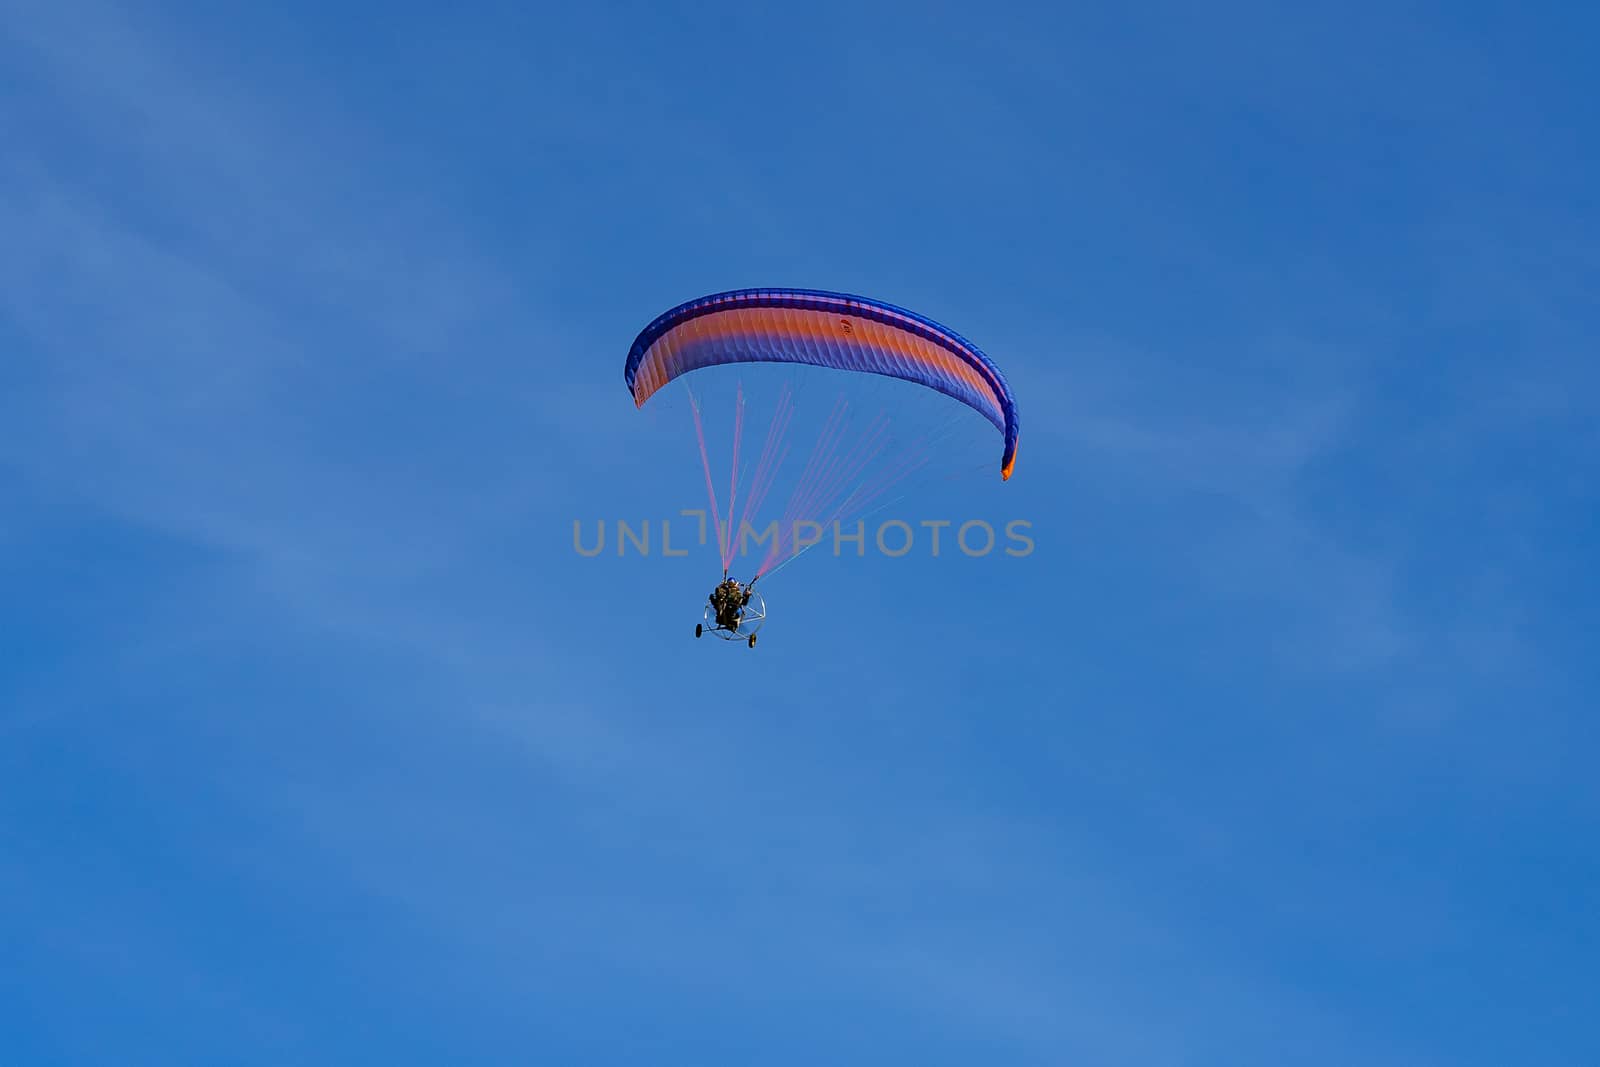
[748,633,757,648]
[695,624,702,638]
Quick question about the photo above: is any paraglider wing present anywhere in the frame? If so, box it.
[625,288,1019,480]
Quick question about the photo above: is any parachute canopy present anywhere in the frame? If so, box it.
[625,288,1019,480]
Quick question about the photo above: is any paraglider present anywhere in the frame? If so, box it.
[626,288,1019,480]
[626,287,1018,647]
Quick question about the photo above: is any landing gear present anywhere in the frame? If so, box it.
[695,623,703,638]
[748,633,757,648]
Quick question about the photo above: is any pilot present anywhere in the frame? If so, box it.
[711,579,743,630]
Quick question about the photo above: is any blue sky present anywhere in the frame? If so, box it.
[2,0,1596,1063]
